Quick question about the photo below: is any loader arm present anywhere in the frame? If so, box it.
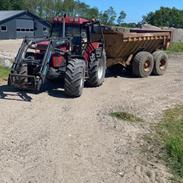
[9,38,54,91]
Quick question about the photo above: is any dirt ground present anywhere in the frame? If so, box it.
[0,40,183,183]
[0,39,22,58]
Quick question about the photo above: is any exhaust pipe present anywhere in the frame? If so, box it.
[63,14,66,38]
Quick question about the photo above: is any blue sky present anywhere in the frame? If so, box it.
[82,0,183,23]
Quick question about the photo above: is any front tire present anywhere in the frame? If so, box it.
[133,51,154,78]
[87,50,106,87]
[64,59,85,97]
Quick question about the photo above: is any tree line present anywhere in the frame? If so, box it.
[142,7,183,28]
[0,1,183,28]
[0,0,126,26]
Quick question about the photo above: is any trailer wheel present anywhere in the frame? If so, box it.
[152,51,168,75]
[87,50,106,87]
[64,59,85,97]
[133,51,154,78]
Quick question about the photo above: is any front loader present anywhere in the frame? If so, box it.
[8,37,70,91]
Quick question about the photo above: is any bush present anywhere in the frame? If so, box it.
[167,42,183,53]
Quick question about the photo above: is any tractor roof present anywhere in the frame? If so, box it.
[53,16,90,25]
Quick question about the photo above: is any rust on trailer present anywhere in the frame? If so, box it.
[102,28,172,67]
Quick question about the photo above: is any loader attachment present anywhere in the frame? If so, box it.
[8,38,53,91]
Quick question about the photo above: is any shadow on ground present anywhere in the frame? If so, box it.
[106,65,134,78]
[0,84,32,102]
[45,80,71,99]
[0,80,70,102]
[0,67,136,102]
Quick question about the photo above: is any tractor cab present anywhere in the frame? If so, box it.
[50,16,104,57]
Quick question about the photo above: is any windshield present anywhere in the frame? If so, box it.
[51,23,88,55]
[51,23,81,38]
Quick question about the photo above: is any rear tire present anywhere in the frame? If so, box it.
[87,50,106,87]
[133,51,154,78]
[152,51,168,75]
[64,59,85,97]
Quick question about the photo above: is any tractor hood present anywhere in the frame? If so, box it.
[37,39,69,51]
[37,41,50,50]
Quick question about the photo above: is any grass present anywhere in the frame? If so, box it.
[150,106,183,182]
[110,111,144,122]
[0,65,10,82]
[167,42,183,54]
[158,106,183,182]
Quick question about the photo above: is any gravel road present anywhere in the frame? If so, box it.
[0,40,22,58]
[0,47,183,182]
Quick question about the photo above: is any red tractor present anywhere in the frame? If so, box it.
[8,16,106,97]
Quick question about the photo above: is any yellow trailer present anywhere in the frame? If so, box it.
[103,27,172,77]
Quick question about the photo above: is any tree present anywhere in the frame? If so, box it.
[105,6,116,25]
[99,11,109,25]
[0,0,25,10]
[142,7,183,28]
[75,2,87,16]
[117,10,126,25]
[0,0,116,25]
[99,6,116,25]
[0,0,11,10]
[85,7,100,19]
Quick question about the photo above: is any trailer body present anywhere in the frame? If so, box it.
[102,27,172,67]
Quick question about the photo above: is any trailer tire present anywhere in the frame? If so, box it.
[152,51,168,75]
[64,59,85,97]
[133,51,154,78]
[87,50,106,87]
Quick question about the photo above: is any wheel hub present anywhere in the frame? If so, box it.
[144,60,151,72]
[160,59,166,70]
[80,74,84,88]
[97,59,103,80]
